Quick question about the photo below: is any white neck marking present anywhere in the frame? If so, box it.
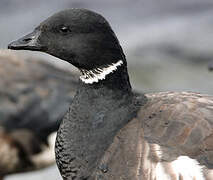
[79,60,123,84]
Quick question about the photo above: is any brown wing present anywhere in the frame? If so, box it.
[138,91,213,168]
[93,92,213,179]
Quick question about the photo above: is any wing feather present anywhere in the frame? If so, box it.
[138,92,213,168]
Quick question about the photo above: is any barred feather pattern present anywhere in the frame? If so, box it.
[93,92,213,180]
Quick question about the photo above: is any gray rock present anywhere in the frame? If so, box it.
[0,50,78,141]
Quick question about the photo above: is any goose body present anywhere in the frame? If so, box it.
[99,92,213,179]
[8,8,213,180]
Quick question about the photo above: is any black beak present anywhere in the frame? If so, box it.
[8,30,45,51]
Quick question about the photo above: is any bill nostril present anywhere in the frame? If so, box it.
[23,38,32,42]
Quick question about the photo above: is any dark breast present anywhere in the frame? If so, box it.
[55,108,81,180]
[55,91,146,180]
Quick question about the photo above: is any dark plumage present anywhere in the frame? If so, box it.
[9,9,213,180]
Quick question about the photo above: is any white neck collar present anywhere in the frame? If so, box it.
[79,60,123,84]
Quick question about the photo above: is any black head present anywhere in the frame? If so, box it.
[8,9,125,70]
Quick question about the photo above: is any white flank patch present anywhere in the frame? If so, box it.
[156,163,171,180]
[156,156,205,180]
[171,156,204,180]
[79,60,123,84]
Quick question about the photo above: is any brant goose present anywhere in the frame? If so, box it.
[8,9,213,180]
[0,51,78,179]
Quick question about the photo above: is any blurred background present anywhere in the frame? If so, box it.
[0,0,213,179]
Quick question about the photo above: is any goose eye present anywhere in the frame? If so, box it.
[60,26,71,33]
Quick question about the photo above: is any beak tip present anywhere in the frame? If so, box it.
[8,43,13,50]
[7,30,44,51]
[7,41,20,50]
[7,40,45,51]
[8,41,20,50]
